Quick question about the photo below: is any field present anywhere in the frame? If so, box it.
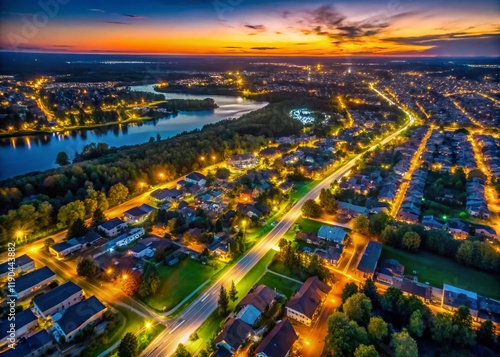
[295,217,323,234]
[380,245,500,299]
[143,258,222,312]
[257,272,301,298]
[290,180,321,202]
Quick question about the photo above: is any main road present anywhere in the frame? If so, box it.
[142,88,416,357]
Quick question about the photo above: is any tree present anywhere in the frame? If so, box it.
[215,168,231,180]
[380,287,403,313]
[57,200,86,226]
[118,332,138,357]
[342,282,359,303]
[139,264,161,298]
[108,182,129,206]
[90,208,106,229]
[354,344,379,357]
[325,312,369,357]
[391,329,418,357]
[319,188,338,214]
[353,215,369,235]
[367,317,388,343]
[477,320,495,347]
[451,306,476,347]
[173,343,190,357]
[77,257,98,278]
[55,151,70,166]
[362,278,379,305]
[368,212,390,236]
[229,280,238,302]
[121,272,142,296]
[408,310,424,338]
[153,247,166,262]
[301,199,322,218]
[402,231,420,251]
[343,293,372,327]
[44,237,54,251]
[217,286,229,316]
[66,218,88,239]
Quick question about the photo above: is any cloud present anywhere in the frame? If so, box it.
[243,24,267,34]
[103,21,129,25]
[250,47,278,50]
[122,14,145,18]
[89,8,105,13]
[384,32,500,45]
[222,46,242,48]
[52,45,74,48]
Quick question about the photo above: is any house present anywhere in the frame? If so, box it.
[0,309,37,347]
[33,281,84,319]
[376,259,404,285]
[49,239,82,259]
[314,244,344,266]
[129,243,154,258]
[392,279,432,301]
[207,241,230,259]
[11,267,56,300]
[108,228,146,249]
[338,201,368,217]
[228,153,259,170]
[123,204,156,224]
[185,172,207,186]
[317,225,347,244]
[255,319,298,357]
[474,224,498,239]
[214,318,253,353]
[421,215,445,230]
[278,181,294,193]
[237,285,277,326]
[355,241,382,278]
[150,188,183,204]
[98,218,128,238]
[441,284,479,318]
[1,329,54,357]
[365,199,390,214]
[286,276,331,326]
[53,296,107,342]
[0,254,35,281]
[79,230,102,247]
[448,219,470,239]
[396,210,419,224]
[295,232,320,245]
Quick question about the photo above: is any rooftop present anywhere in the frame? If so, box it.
[15,266,55,293]
[317,225,347,243]
[286,276,330,319]
[56,296,106,336]
[356,241,383,275]
[255,319,297,357]
[0,254,33,275]
[1,329,52,357]
[0,309,37,340]
[99,218,126,231]
[33,281,82,314]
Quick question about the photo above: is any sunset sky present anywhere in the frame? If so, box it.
[0,0,499,56]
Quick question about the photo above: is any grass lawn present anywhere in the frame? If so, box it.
[257,272,301,298]
[190,250,277,355]
[295,217,323,234]
[290,180,321,202]
[267,259,304,281]
[380,245,500,299]
[143,258,223,312]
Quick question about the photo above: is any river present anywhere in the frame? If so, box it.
[0,85,267,180]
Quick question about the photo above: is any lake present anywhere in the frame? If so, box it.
[0,85,267,180]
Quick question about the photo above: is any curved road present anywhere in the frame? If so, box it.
[142,92,415,357]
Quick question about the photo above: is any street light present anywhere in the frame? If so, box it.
[145,322,152,329]
[122,274,128,280]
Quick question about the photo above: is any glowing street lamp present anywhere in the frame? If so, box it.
[122,274,128,280]
[145,322,152,329]
[158,173,165,180]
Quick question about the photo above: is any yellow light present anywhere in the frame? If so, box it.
[200,156,205,161]
[122,274,128,280]
[145,322,151,329]
[107,268,112,274]
[16,231,23,237]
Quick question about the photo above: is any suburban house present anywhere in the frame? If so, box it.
[185,171,207,186]
[236,285,277,326]
[441,284,479,319]
[33,281,84,319]
[123,204,156,224]
[12,266,56,300]
[150,188,183,204]
[79,230,102,247]
[392,279,432,302]
[49,238,82,259]
[98,218,128,238]
[376,259,404,285]
[338,201,369,217]
[317,225,347,244]
[214,317,253,353]
[129,243,154,258]
[228,153,259,170]
[314,244,344,266]
[355,241,382,278]
[53,296,107,342]
[365,199,390,214]
[0,254,35,281]
[1,329,54,357]
[474,224,498,239]
[448,219,470,239]
[286,276,331,326]
[295,232,320,246]
[207,241,230,259]
[106,228,145,250]
[0,309,37,347]
[421,215,446,230]
[255,319,298,357]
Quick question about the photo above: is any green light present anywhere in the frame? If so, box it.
[443,215,447,220]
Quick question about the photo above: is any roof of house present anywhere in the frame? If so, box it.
[212,347,233,357]
[0,308,37,340]
[214,318,253,350]
[238,285,277,313]
[338,201,368,214]
[237,304,261,326]
[393,279,431,300]
[151,188,182,201]
[124,204,156,218]
[15,266,55,293]
[186,171,207,182]
[99,218,126,231]
[56,296,106,336]
[379,259,404,277]
[286,276,331,319]
[448,219,469,232]
[356,241,382,275]
[442,284,478,313]
[33,281,82,314]
[317,225,347,243]
[0,254,33,274]
[1,329,52,357]
[130,243,148,254]
[255,319,298,357]
[51,241,77,253]
[475,224,497,235]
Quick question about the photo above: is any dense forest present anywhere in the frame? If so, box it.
[0,98,310,246]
